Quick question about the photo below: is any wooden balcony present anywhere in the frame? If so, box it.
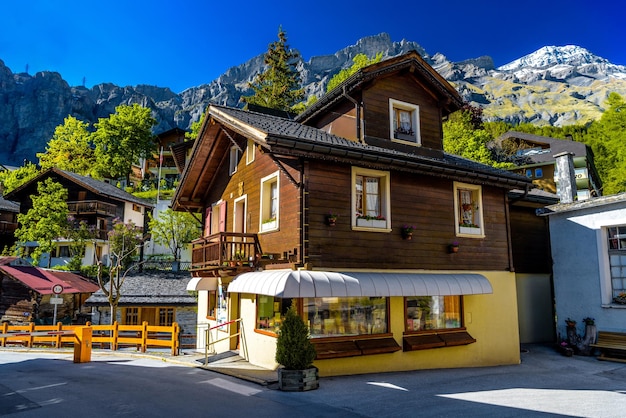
[191,232,263,274]
[67,200,118,217]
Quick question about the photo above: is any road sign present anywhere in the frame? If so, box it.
[52,284,63,294]
[50,297,63,305]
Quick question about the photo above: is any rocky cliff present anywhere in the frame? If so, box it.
[1,33,625,166]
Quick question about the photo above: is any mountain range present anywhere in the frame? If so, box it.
[1,33,625,167]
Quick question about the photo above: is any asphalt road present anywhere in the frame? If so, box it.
[1,345,626,417]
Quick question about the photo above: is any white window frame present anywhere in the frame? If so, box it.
[229,146,240,175]
[259,171,279,232]
[600,225,626,305]
[246,139,255,165]
[389,99,421,145]
[352,167,391,231]
[454,182,485,238]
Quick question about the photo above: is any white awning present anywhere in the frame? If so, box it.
[227,270,492,298]
[186,276,218,291]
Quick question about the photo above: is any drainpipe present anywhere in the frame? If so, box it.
[342,86,362,143]
[554,152,578,204]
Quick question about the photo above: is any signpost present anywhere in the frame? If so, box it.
[51,284,63,324]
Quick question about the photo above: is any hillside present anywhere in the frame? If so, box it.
[1,33,625,166]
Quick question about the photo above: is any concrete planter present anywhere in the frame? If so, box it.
[278,366,319,391]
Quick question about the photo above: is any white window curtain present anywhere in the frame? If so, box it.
[366,177,380,217]
[270,181,278,220]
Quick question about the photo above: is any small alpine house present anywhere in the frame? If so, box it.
[173,51,532,376]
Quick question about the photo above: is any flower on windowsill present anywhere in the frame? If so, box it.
[582,317,595,326]
[356,213,386,221]
[459,222,479,228]
[613,292,626,304]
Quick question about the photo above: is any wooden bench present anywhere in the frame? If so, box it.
[591,331,626,362]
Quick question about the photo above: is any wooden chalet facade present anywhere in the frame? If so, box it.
[4,168,153,268]
[173,51,533,376]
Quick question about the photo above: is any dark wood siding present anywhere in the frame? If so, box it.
[305,159,511,271]
[509,204,552,274]
[362,73,443,151]
[202,139,301,259]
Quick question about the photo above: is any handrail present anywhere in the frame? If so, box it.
[204,318,247,366]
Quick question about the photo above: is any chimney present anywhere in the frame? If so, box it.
[554,152,577,204]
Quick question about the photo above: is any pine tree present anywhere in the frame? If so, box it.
[241,27,304,112]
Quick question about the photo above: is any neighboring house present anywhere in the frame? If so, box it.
[0,256,99,325]
[4,168,153,268]
[172,51,533,376]
[85,271,197,338]
[538,153,626,341]
[133,127,189,191]
[494,131,602,201]
[0,196,19,252]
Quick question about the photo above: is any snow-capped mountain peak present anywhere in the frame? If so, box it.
[498,45,609,71]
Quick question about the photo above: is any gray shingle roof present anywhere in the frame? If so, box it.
[85,271,196,306]
[0,196,19,212]
[211,105,531,188]
[496,131,589,164]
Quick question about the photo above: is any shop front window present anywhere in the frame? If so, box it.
[405,296,462,331]
[256,296,292,334]
[303,297,388,338]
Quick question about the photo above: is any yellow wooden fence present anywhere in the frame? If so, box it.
[0,321,180,356]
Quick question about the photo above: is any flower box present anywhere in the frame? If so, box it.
[459,226,481,235]
[261,220,277,231]
[356,218,386,228]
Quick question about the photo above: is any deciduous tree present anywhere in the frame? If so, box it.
[37,116,95,175]
[148,209,199,262]
[92,104,156,181]
[14,178,69,266]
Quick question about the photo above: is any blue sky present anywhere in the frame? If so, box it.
[1,0,623,94]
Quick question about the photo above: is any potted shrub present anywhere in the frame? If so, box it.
[275,304,318,391]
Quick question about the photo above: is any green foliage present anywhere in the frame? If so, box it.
[92,104,157,180]
[0,162,40,194]
[275,304,316,370]
[241,27,304,111]
[443,108,510,169]
[148,209,200,261]
[186,109,206,140]
[37,116,95,175]
[292,94,318,114]
[581,92,626,194]
[326,52,383,93]
[14,178,69,266]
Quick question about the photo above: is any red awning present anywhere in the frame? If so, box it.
[0,266,99,294]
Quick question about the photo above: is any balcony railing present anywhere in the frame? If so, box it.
[67,200,118,217]
[191,232,262,272]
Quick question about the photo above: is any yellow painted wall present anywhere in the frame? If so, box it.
[227,270,520,376]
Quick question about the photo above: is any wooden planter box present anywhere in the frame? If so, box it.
[278,366,319,391]
[356,218,386,228]
[459,226,481,235]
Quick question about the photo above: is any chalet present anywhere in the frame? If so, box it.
[494,131,602,201]
[173,51,533,376]
[0,196,19,251]
[4,168,153,268]
[0,257,99,325]
[133,127,189,191]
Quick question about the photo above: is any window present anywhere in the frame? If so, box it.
[608,226,626,301]
[535,168,543,178]
[124,307,139,325]
[405,296,462,331]
[57,245,70,258]
[260,171,279,232]
[352,167,391,230]
[525,169,533,178]
[132,204,142,212]
[389,99,420,145]
[207,290,217,319]
[304,297,388,338]
[229,146,240,175]
[454,182,484,237]
[159,308,175,326]
[246,139,255,165]
[256,296,292,334]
